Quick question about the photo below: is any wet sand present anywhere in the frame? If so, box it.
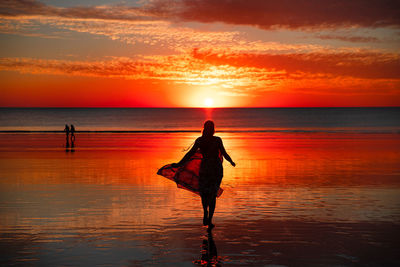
[0,133,400,266]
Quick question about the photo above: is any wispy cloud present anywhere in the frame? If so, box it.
[2,0,399,30]
[2,14,382,55]
[315,34,380,43]
[41,17,240,51]
[1,49,399,97]
[191,49,400,79]
[0,0,149,21]
[1,0,396,54]
[0,55,285,92]
[145,0,400,29]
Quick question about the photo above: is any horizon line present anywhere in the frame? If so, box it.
[1,106,399,109]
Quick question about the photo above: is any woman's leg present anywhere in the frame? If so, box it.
[208,196,216,226]
[201,194,209,225]
[208,178,221,227]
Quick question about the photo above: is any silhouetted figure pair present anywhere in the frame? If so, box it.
[174,120,235,229]
[64,124,75,150]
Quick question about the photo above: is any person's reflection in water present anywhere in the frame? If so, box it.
[194,230,221,266]
[65,139,70,152]
[70,138,75,152]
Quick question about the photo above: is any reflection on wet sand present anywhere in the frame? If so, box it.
[194,230,222,266]
[65,138,75,152]
[0,133,399,265]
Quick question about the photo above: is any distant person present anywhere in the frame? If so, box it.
[64,124,70,148]
[158,120,235,230]
[70,124,75,142]
[64,124,70,138]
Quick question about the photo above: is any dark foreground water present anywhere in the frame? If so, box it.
[0,132,399,266]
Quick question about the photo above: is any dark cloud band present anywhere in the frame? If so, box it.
[146,0,400,29]
[1,0,399,29]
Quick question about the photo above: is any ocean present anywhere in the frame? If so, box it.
[1,107,399,132]
[0,107,399,266]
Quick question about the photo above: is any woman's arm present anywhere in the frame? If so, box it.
[218,137,236,167]
[176,138,200,166]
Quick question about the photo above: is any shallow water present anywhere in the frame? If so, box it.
[0,133,399,266]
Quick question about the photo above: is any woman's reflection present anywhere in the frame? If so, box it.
[194,230,221,266]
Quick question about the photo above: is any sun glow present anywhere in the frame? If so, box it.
[204,98,214,107]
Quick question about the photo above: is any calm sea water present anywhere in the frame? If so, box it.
[1,108,400,266]
[0,107,399,132]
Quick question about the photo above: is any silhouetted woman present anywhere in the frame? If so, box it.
[175,120,235,229]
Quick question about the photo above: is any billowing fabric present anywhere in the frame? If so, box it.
[157,151,223,197]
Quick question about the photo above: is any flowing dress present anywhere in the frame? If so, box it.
[157,136,224,197]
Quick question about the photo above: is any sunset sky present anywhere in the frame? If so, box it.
[0,0,399,107]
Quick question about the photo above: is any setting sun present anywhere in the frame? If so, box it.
[204,98,214,107]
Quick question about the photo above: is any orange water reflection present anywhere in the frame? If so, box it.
[1,132,399,187]
[0,133,400,264]
[1,132,399,220]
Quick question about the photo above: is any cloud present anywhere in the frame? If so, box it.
[0,17,65,38]
[0,14,338,54]
[191,49,400,79]
[145,0,400,29]
[315,34,380,43]
[0,0,242,52]
[38,17,240,51]
[1,1,396,56]
[1,50,399,98]
[0,0,149,21]
[0,55,285,92]
[2,0,399,31]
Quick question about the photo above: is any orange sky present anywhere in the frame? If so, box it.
[0,0,399,107]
